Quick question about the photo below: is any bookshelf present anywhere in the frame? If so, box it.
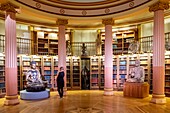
[100,56,104,89]
[101,30,136,55]
[17,56,22,92]
[90,56,99,89]
[71,56,81,89]
[117,55,127,90]
[35,31,70,55]
[0,54,5,97]
[165,52,170,96]
[42,56,52,88]
[52,56,58,89]
[113,56,117,90]
[21,55,31,90]
[66,56,71,89]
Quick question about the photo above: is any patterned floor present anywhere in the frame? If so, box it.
[0,90,170,113]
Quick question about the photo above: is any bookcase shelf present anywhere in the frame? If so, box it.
[71,56,81,89]
[101,30,136,55]
[42,56,52,88]
[66,56,71,89]
[90,56,100,89]
[21,55,31,90]
[0,54,5,97]
[34,31,70,55]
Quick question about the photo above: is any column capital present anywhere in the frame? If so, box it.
[56,19,68,26]
[102,18,114,25]
[149,1,169,12]
[0,2,19,13]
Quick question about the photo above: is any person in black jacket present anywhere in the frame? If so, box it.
[56,67,65,98]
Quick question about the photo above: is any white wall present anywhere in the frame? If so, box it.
[0,20,5,35]
[141,22,153,37]
[141,18,170,37]
[72,30,97,42]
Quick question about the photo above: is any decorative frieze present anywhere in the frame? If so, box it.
[149,1,169,12]
[102,18,114,25]
[0,2,19,13]
[56,19,68,26]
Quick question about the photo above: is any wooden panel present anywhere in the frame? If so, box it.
[123,82,149,98]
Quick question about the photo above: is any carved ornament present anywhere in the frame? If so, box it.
[102,18,114,25]
[56,19,68,25]
[0,2,19,13]
[149,1,169,12]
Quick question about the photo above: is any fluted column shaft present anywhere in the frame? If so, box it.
[149,1,169,104]
[56,19,68,93]
[0,2,19,105]
[102,18,113,95]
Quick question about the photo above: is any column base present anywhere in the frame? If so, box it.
[151,94,166,104]
[104,88,113,96]
[4,95,19,106]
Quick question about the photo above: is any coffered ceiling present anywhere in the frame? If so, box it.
[0,0,170,29]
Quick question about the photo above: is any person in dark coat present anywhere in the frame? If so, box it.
[56,67,65,98]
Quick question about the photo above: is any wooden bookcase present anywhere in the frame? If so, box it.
[117,55,128,90]
[90,56,100,89]
[113,56,117,90]
[165,52,170,96]
[99,56,104,89]
[101,30,136,55]
[42,56,52,88]
[20,55,31,90]
[35,31,70,55]
[71,56,81,89]
[66,56,71,89]
[17,56,22,92]
[0,54,5,97]
[52,56,58,89]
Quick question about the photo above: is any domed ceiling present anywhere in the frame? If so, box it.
[0,0,169,28]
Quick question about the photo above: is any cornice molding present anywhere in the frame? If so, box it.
[149,1,169,12]
[56,19,68,26]
[0,2,19,13]
[102,18,114,25]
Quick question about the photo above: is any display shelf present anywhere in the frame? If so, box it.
[71,56,81,89]
[42,56,52,88]
[17,56,22,92]
[52,56,58,89]
[49,39,58,55]
[101,30,136,55]
[100,56,104,89]
[66,56,71,89]
[35,31,70,55]
[113,56,117,89]
[165,52,170,96]
[117,55,127,90]
[21,55,31,90]
[0,54,5,97]
[90,56,99,89]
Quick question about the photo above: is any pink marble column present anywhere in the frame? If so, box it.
[149,1,169,104]
[0,2,19,105]
[56,19,68,94]
[102,18,113,95]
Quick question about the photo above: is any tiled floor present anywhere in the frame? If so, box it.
[0,90,170,113]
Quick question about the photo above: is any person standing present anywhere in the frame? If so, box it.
[56,67,65,98]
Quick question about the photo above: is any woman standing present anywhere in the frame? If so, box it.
[56,67,65,98]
